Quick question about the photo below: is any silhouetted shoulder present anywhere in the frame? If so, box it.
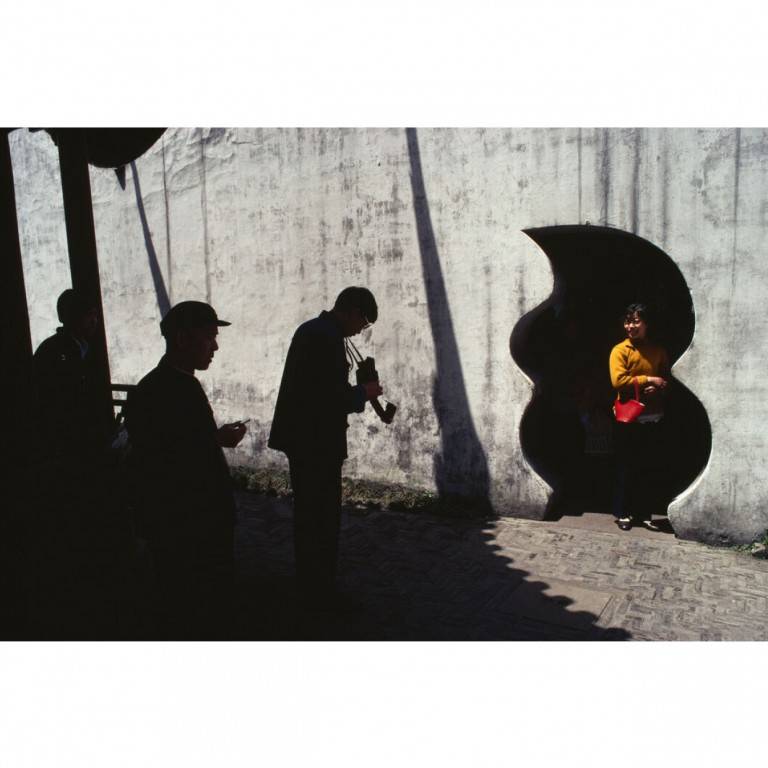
[33,333,60,359]
[127,361,210,432]
[33,330,79,365]
[135,361,203,396]
[294,311,342,343]
[295,314,329,337]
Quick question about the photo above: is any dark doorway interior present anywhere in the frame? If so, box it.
[511,225,711,521]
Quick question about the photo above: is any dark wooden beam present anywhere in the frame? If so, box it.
[56,129,113,426]
[0,129,32,630]
[0,130,34,480]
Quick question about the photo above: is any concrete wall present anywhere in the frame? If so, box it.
[10,127,768,545]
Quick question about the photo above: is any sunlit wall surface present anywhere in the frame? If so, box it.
[10,128,768,545]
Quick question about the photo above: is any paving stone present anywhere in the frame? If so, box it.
[231,491,768,640]
[499,578,615,629]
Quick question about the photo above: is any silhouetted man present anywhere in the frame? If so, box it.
[32,289,111,464]
[28,290,120,634]
[125,301,247,637]
[269,286,383,609]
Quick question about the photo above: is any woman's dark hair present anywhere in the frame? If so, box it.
[334,286,378,323]
[623,302,650,326]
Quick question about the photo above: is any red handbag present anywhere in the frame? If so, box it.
[613,378,645,423]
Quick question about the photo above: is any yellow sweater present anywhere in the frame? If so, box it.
[609,338,669,413]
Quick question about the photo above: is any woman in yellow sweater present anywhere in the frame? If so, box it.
[609,303,670,531]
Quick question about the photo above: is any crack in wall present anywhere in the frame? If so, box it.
[631,128,641,234]
[660,135,670,247]
[577,128,583,223]
[600,129,610,225]
[200,129,211,304]
[161,135,173,307]
[731,127,741,292]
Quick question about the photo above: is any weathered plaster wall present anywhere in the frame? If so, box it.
[10,127,768,544]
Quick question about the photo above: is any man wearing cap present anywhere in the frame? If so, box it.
[125,301,247,637]
[269,286,383,610]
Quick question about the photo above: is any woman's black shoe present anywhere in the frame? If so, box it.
[616,517,632,531]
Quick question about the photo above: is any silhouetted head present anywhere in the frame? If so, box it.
[160,301,231,373]
[57,289,99,341]
[332,286,378,337]
[622,302,652,342]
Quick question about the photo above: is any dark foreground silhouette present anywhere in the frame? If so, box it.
[10,489,629,641]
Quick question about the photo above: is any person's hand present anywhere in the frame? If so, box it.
[363,381,383,400]
[647,376,668,389]
[217,421,247,448]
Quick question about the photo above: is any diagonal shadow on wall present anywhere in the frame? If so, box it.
[130,161,170,317]
[406,128,491,510]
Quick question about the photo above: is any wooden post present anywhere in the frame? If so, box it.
[0,130,35,632]
[56,128,113,427]
[0,130,34,481]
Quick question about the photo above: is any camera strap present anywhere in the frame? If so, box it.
[344,338,364,368]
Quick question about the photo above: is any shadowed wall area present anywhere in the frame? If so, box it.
[511,225,711,521]
[130,161,170,317]
[406,128,491,509]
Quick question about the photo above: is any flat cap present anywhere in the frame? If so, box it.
[160,301,231,337]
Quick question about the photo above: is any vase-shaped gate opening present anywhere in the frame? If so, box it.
[510,225,711,523]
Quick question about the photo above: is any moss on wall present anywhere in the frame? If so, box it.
[231,465,493,519]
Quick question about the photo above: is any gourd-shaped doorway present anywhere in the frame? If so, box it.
[511,225,711,522]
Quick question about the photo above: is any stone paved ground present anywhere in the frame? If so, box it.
[15,491,767,640]
[233,492,768,641]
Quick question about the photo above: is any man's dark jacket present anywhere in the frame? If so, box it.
[124,357,236,541]
[32,327,110,460]
[268,311,366,461]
